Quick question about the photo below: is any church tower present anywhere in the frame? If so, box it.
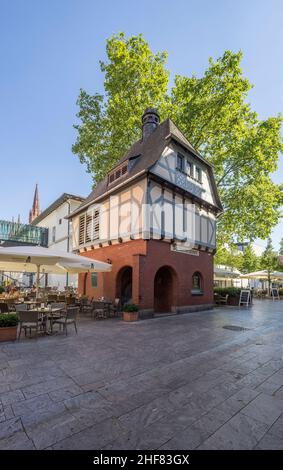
[29,184,40,223]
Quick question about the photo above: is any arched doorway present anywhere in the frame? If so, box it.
[154,266,175,313]
[117,266,133,307]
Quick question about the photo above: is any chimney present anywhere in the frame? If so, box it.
[142,108,160,140]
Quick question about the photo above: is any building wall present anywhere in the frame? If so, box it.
[72,178,147,250]
[150,144,216,206]
[72,175,216,252]
[78,239,213,312]
[35,199,82,290]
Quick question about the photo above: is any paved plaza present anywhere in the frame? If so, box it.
[1,300,283,450]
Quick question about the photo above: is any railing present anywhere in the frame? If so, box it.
[0,220,48,246]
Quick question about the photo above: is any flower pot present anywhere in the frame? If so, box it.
[227,297,240,306]
[0,326,18,342]
[123,311,139,322]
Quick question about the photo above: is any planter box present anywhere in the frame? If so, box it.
[227,297,240,306]
[123,311,139,322]
[0,326,17,342]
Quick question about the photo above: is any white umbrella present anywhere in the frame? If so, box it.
[240,270,283,280]
[214,266,241,279]
[0,246,112,297]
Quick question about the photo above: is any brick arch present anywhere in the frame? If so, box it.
[116,265,133,306]
[153,265,178,313]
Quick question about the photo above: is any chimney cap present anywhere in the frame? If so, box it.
[142,108,160,121]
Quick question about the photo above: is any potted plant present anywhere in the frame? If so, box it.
[122,303,139,322]
[214,287,242,306]
[0,313,19,342]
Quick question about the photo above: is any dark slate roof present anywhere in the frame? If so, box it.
[32,193,85,225]
[68,118,222,218]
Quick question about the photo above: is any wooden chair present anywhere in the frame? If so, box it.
[215,294,229,305]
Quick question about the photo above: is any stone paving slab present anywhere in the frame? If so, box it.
[1,299,283,449]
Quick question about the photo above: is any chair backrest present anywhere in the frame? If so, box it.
[15,304,28,311]
[48,294,57,302]
[0,303,9,313]
[93,301,105,309]
[66,307,79,320]
[18,311,39,323]
[52,302,66,310]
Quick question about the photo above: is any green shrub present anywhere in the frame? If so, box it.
[0,314,19,327]
[214,287,241,298]
[123,303,139,312]
[0,286,5,294]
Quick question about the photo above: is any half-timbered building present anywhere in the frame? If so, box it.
[68,108,223,315]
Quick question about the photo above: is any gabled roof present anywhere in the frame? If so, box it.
[68,118,223,218]
[32,193,85,225]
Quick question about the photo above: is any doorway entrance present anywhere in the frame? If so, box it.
[117,266,133,306]
[154,266,175,313]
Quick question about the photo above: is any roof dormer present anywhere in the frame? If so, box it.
[108,162,128,185]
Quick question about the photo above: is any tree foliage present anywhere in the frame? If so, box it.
[259,237,280,290]
[214,245,243,270]
[239,244,259,274]
[72,33,283,244]
[260,237,279,273]
[72,33,169,181]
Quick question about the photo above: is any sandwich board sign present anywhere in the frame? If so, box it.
[239,289,251,306]
[271,288,280,301]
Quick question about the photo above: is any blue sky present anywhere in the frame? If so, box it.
[0,0,282,248]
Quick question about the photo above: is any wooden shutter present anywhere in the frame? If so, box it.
[79,214,85,245]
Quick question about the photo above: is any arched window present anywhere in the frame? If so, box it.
[192,272,202,293]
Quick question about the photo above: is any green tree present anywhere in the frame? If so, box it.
[260,237,279,292]
[214,244,243,270]
[170,51,283,244]
[240,244,259,274]
[279,238,283,255]
[73,33,283,243]
[72,33,169,182]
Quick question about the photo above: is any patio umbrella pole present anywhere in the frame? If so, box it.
[36,264,40,299]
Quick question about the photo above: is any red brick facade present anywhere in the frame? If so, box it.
[78,239,214,313]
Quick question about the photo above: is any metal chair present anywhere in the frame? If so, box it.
[51,302,66,310]
[109,298,120,317]
[18,311,46,339]
[52,306,79,335]
[0,303,9,313]
[93,301,108,319]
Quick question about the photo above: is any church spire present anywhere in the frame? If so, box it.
[29,184,40,223]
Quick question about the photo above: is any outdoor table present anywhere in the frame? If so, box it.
[29,307,64,334]
[23,300,43,310]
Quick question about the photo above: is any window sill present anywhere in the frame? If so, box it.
[191,290,204,296]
